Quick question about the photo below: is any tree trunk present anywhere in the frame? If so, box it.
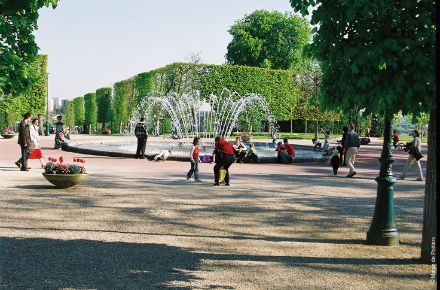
[305,120,308,133]
[315,121,319,139]
[290,119,293,134]
[421,109,436,263]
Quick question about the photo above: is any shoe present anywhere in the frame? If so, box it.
[212,183,220,186]
[416,178,424,181]
[225,183,230,186]
[346,174,353,178]
[333,173,338,176]
[20,168,29,171]
[186,176,190,181]
[195,179,202,182]
[139,156,146,159]
[351,172,357,177]
[15,161,21,168]
[398,176,405,180]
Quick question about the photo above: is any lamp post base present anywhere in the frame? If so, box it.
[367,228,399,246]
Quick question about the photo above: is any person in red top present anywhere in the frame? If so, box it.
[213,136,236,186]
[392,130,400,149]
[283,138,295,163]
[187,137,202,181]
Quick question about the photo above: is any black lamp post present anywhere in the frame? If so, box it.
[45,73,50,136]
[366,113,400,245]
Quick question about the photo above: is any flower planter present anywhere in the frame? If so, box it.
[42,173,87,188]
[1,133,16,139]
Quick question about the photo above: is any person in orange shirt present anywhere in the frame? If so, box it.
[187,137,202,182]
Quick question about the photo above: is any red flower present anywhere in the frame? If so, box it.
[59,156,64,164]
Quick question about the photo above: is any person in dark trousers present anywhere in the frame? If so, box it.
[134,117,148,159]
[339,126,349,166]
[330,145,343,175]
[16,112,32,171]
[213,136,236,186]
[344,124,360,177]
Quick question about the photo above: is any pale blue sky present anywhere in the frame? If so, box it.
[35,0,295,101]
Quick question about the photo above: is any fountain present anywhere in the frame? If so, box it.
[67,88,323,162]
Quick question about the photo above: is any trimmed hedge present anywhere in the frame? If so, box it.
[0,55,47,128]
[111,78,135,133]
[96,87,112,128]
[84,92,97,126]
[73,96,85,126]
[64,100,74,128]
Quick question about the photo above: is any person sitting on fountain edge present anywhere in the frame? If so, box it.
[233,136,247,163]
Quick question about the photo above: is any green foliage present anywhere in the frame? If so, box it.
[64,100,74,128]
[134,63,299,121]
[111,78,135,133]
[73,97,85,126]
[226,10,312,70]
[0,54,47,127]
[84,92,97,126]
[0,0,58,97]
[290,0,435,117]
[95,87,112,124]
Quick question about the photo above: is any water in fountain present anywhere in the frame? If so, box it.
[141,88,279,144]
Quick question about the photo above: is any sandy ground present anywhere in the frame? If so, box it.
[0,135,435,289]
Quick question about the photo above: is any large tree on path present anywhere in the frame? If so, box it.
[290,0,435,261]
[0,0,58,97]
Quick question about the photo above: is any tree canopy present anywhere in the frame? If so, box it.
[84,92,97,126]
[226,10,312,70]
[0,0,58,97]
[290,0,435,117]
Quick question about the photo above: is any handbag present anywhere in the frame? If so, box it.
[409,146,423,161]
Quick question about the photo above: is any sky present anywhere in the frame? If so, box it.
[34,0,295,101]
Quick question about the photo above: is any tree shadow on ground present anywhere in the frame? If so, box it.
[0,237,426,289]
[0,237,201,289]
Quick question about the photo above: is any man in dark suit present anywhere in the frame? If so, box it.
[134,117,148,159]
[16,112,32,171]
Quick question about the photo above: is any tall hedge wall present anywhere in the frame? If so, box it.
[73,96,85,126]
[111,79,135,133]
[64,100,74,128]
[84,92,97,126]
[96,87,112,127]
[0,55,47,128]
[133,63,299,121]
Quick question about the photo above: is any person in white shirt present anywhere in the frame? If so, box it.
[29,118,45,168]
[154,149,172,161]
[233,137,247,163]
[399,130,424,181]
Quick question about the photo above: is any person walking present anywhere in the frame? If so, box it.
[339,126,349,166]
[344,124,360,177]
[399,130,424,181]
[134,117,148,159]
[392,130,400,149]
[187,137,202,181]
[213,136,236,186]
[321,128,331,152]
[28,118,45,168]
[15,112,32,171]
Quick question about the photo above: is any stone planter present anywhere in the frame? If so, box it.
[42,173,87,188]
[1,133,16,139]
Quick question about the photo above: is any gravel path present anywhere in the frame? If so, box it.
[0,135,435,289]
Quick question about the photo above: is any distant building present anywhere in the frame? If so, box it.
[47,98,54,112]
[53,97,66,111]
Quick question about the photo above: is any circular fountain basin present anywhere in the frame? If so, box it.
[65,140,325,163]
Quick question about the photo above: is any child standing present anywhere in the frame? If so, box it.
[330,145,342,175]
[187,137,202,182]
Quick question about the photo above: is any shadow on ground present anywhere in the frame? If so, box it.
[0,237,201,289]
